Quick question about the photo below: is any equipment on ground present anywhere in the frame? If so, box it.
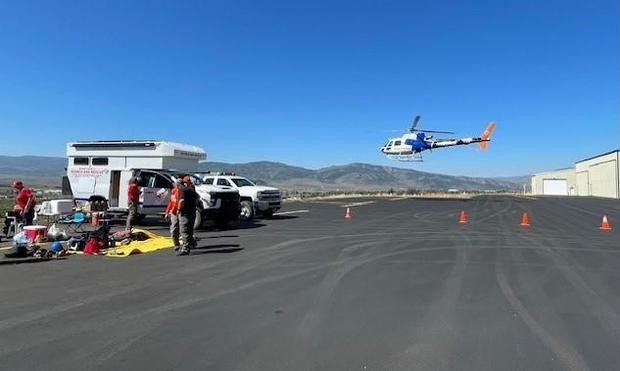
[104,228,174,257]
[380,115,496,162]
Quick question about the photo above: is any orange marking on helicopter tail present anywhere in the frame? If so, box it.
[479,121,495,150]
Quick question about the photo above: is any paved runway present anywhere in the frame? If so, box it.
[1,196,620,370]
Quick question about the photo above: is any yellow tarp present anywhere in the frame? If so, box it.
[103,228,174,258]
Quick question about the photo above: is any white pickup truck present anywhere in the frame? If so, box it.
[198,173,282,220]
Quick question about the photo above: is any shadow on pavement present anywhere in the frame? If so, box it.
[194,243,241,250]
[191,244,244,255]
[0,257,67,266]
[267,215,299,220]
[230,222,267,230]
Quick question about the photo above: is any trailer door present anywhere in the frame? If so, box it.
[109,171,121,207]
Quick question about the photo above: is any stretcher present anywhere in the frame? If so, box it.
[103,228,174,258]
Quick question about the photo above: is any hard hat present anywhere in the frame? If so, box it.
[50,241,63,252]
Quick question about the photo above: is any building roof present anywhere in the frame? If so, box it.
[576,149,620,164]
[531,167,575,178]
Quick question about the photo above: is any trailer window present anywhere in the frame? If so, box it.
[92,157,109,166]
[73,157,89,165]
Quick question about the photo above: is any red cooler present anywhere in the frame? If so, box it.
[23,225,48,242]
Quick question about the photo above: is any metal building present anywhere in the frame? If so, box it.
[531,149,620,199]
[575,150,620,198]
[531,168,577,196]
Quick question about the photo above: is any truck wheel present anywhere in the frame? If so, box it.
[240,200,254,221]
[263,210,274,219]
[194,208,204,230]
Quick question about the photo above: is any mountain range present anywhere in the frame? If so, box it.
[0,156,528,191]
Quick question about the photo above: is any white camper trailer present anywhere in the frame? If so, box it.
[67,140,206,211]
[66,140,241,228]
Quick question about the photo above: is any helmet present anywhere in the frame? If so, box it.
[50,241,63,252]
[12,180,23,188]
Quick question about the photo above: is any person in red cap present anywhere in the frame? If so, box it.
[3,180,36,238]
[165,178,183,250]
[13,180,36,225]
[126,177,140,230]
[176,175,198,255]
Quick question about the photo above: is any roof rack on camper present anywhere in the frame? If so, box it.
[67,140,206,161]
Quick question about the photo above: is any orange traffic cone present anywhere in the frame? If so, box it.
[520,212,530,227]
[458,210,468,224]
[345,207,352,219]
[600,215,612,231]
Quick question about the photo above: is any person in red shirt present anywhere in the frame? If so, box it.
[165,178,182,249]
[13,180,36,225]
[3,180,36,239]
[126,177,140,230]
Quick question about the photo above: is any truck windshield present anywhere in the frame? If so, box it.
[231,178,255,187]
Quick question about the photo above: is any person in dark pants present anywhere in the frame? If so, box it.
[4,180,36,257]
[165,178,182,251]
[126,177,140,231]
[3,179,36,235]
[177,175,198,256]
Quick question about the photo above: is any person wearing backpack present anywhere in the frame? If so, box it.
[176,176,198,256]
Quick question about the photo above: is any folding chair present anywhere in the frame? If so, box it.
[2,212,23,239]
[58,212,87,233]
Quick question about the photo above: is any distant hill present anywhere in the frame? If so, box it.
[0,155,526,191]
[0,156,66,178]
[0,156,66,187]
[199,161,525,191]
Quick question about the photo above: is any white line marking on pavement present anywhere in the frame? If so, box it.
[273,210,310,215]
[342,201,376,208]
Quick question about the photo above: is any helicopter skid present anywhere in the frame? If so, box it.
[385,153,424,162]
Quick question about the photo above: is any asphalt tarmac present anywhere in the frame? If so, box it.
[1,195,620,370]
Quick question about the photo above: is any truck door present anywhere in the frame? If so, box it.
[137,171,171,214]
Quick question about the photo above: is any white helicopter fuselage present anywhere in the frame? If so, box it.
[380,133,418,155]
[380,117,495,162]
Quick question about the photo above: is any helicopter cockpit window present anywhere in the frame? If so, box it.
[394,141,401,146]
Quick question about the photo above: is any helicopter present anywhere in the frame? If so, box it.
[380,115,496,162]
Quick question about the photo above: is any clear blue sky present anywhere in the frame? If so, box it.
[0,0,617,176]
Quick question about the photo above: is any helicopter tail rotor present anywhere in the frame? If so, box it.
[479,121,496,150]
